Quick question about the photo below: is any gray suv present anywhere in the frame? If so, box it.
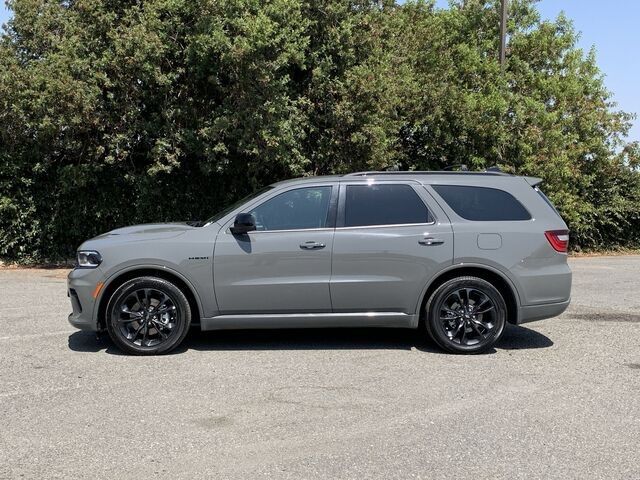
[68,171,571,355]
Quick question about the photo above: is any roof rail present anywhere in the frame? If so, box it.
[344,170,511,177]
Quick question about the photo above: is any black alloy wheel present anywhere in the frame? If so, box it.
[425,276,507,354]
[106,277,191,355]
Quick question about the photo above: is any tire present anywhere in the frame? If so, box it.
[425,276,506,354]
[106,276,192,355]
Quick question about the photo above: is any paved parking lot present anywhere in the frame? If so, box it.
[1,256,639,479]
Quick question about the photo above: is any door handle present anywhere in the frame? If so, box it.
[419,237,444,246]
[300,241,326,250]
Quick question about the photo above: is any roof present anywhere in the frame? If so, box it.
[270,170,523,187]
[270,175,344,187]
[344,170,510,177]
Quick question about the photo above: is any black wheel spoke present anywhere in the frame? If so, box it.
[450,321,464,339]
[117,317,138,324]
[141,322,148,346]
[145,289,152,307]
[119,305,142,323]
[155,305,175,315]
[463,288,472,307]
[476,318,494,330]
[442,306,458,316]
[135,290,146,308]
[151,318,169,331]
[473,298,490,312]
[153,323,168,340]
[153,294,169,312]
[130,322,145,341]
[121,305,139,315]
[476,305,495,315]
[454,290,465,308]
[460,325,467,344]
[469,320,485,337]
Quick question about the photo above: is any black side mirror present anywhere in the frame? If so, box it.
[230,213,257,235]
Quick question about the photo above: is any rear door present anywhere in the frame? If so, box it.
[330,181,453,315]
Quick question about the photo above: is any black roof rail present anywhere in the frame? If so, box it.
[344,170,511,177]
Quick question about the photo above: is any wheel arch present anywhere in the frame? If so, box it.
[418,265,521,326]
[95,266,203,331]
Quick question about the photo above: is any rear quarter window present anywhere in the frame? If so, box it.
[432,185,531,221]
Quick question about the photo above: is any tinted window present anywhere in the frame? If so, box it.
[432,185,531,221]
[249,186,332,231]
[344,184,431,227]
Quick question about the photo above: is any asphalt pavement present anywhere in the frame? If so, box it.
[0,256,639,479]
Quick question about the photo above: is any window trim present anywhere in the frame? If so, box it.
[244,227,335,235]
[224,184,338,234]
[336,182,435,229]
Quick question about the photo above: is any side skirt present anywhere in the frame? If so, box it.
[200,312,416,331]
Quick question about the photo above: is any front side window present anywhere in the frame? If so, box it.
[432,185,531,221]
[344,184,431,227]
[249,186,332,231]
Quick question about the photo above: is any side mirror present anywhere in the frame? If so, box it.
[230,213,257,235]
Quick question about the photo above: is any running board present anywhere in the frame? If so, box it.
[200,312,416,331]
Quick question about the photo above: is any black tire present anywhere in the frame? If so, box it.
[425,276,506,354]
[106,276,192,355]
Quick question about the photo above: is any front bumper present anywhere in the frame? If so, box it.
[67,267,104,331]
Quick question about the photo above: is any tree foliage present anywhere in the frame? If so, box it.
[1,0,638,262]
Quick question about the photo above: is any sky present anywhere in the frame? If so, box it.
[0,1,638,142]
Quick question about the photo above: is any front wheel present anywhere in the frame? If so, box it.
[106,277,192,355]
[425,276,506,354]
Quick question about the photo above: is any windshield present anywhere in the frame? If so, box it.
[204,186,273,225]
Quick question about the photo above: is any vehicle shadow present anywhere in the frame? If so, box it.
[67,323,552,355]
[497,324,554,350]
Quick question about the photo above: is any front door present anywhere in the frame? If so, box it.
[330,181,453,314]
[213,184,336,314]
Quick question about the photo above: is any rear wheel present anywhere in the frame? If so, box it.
[425,276,506,354]
[106,277,191,355]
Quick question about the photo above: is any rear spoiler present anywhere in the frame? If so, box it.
[523,176,543,187]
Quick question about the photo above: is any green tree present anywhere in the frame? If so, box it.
[0,0,638,262]
[390,0,639,249]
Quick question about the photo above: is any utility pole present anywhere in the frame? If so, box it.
[499,0,508,68]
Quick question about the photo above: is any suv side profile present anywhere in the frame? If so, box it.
[68,171,572,355]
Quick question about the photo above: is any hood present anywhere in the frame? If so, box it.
[91,222,197,242]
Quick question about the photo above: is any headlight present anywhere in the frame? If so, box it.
[76,250,102,268]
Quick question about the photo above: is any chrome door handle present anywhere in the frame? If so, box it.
[300,241,326,250]
[419,237,444,246]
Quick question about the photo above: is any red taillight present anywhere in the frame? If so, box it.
[545,230,569,253]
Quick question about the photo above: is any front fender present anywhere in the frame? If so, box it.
[93,262,209,325]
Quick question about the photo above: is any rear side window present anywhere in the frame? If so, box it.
[344,184,431,227]
[432,185,531,221]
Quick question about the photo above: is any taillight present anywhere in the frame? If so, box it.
[545,230,569,253]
